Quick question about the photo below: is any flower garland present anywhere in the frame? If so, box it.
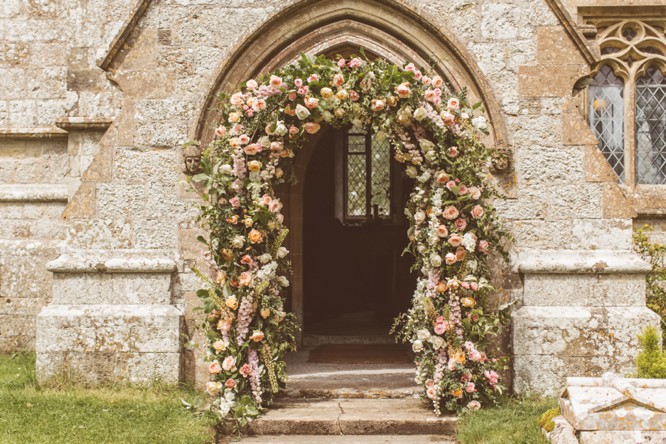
[191,54,509,424]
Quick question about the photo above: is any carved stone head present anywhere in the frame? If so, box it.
[182,143,203,175]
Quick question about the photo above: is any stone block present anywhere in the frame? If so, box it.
[518,65,588,98]
[51,273,172,305]
[579,431,666,443]
[522,273,646,307]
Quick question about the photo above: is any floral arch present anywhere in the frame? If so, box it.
[190,52,510,424]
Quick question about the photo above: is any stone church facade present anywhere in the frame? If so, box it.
[0,0,664,395]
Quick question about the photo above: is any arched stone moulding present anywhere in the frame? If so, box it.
[193,0,508,151]
[192,0,509,338]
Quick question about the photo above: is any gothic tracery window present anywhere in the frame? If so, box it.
[587,19,666,186]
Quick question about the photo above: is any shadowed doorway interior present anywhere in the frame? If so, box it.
[302,127,415,340]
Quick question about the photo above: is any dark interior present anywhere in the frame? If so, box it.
[302,128,415,336]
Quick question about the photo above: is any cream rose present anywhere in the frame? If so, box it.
[222,356,237,372]
[295,104,311,120]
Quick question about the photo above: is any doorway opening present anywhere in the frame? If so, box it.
[302,127,416,340]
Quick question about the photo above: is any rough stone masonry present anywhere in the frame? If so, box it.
[0,0,663,393]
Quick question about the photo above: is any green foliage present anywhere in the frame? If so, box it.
[457,397,556,444]
[538,406,561,433]
[635,326,666,379]
[633,225,666,344]
[0,353,215,444]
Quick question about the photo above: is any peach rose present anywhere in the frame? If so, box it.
[452,388,463,398]
[225,378,237,389]
[247,160,262,172]
[456,246,466,261]
[269,75,282,88]
[395,82,411,98]
[469,187,481,200]
[478,240,490,254]
[225,296,238,310]
[246,79,258,90]
[448,234,462,247]
[244,143,259,155]
[215,126,227,137]
[443,206,459,220]
[239,272,252,287]
[260,308,271,318]
[332,73,344,87]
[436,281,448,293]
[209,360,222,374]
[447,97,460,110]
[304,122,321,134]
[239,363,252,378]
[250,330,265,342]
[454,218,467,231]
[445,253,457,265]
[462,297,476,308]
[371,99,385,112]
[336,89,349,100]
[222,356,237,372]
[304,96,319,109]
[436,224,449,238]
[320,87,334,99]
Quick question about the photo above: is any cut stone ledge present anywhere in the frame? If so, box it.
[514,250,651,274]
[47,250,177,273]
[0,184,69,202]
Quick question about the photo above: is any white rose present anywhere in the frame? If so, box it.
[260,136,271,148]
[430,336,445,350]
[321,111,333,121]
[231,236,244,249]
[414,211,426,224]
[417,329,431,341]
[406,166,418,178]
[424,151,436,163]
[413,107,428,121]
[472,116,487,130]
[277,276,290,287]
[295,104,311,120]
[430,254,443,267]
[412,340,424,353]
[221,164,233,175]
[274,122,288,136]
[277,246,289,258]
[419,139,435,152]
[258,253,272,264]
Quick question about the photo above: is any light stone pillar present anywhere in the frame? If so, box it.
[36,251,183,384]
[512,250,661,396]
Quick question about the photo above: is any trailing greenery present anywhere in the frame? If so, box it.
[456,397,556,444]
[0,353,215,444]
[633,225,666,345]
[538,406,561,433]
[635,326,666,379]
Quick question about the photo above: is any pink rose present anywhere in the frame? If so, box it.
[245,79,258,90]
[424,89,437,102]
[454,218,467,230]
[434,323,445,335]
[307,74,319,83]
[471,205,484,219]
[225,378,237,389]
[484,370,499,386]
[349,90,359,101]
[304,96,319,109]
[230,197,240,208]
[209,360,222,374]
[337,58,346,68]
[470,282,479,291]
[447,146,459,157]
[395,82,411,98]
[437,172,449,183]
[250,330,265,342]
[456,247,466,261]
[348,58,362,68]
[469,349,482,362]
[239,363,252,378]
[371,99,385,112]
[240,255,253,266]
[426,386,438,400]
[441,112,455,124]
[436,224,449,238]
[239,271,252,286]
[447,97,460,110]
[269,75,283,88]
[333,73,344,87]
[465,382,476,393]
[467,400,481,410]
[269,200,282,213]
[215,126,227,137]
[478,240,490,254]
[469,187,481,200]
[294,78,303,87]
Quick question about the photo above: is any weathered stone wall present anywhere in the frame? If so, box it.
[0,0,662,391]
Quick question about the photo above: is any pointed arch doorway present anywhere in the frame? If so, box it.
[300,126,415,341]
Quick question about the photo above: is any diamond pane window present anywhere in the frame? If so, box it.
[343,129,393,222]
[636,66,666,184]
[589,65,625,181]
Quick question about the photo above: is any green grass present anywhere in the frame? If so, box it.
[456,397,557,444]
[0,353,215,444]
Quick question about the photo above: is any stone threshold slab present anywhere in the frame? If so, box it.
[221,398,457,436]
[223,435,457,443]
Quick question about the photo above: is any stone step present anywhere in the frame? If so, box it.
[303,335,396,346]
[228,435,457,443]
[219,398,457,436]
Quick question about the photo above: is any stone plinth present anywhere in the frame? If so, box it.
[512,250,661,395]
[35,251,183,384]
[554,374,666,443]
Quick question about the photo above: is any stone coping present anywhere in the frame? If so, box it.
[47,251,177,273]
[0,127,68,139]
[560,373,666,432]
[0,184,69,202]
[55,117,113,131]
[514,250,651,274]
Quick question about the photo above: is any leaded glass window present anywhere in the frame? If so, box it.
[589,65,625,181]
[586,19,666,189]
[343,129,393,222]
[636,66,666,184]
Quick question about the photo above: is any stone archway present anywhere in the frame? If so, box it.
[192,0,509,347]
